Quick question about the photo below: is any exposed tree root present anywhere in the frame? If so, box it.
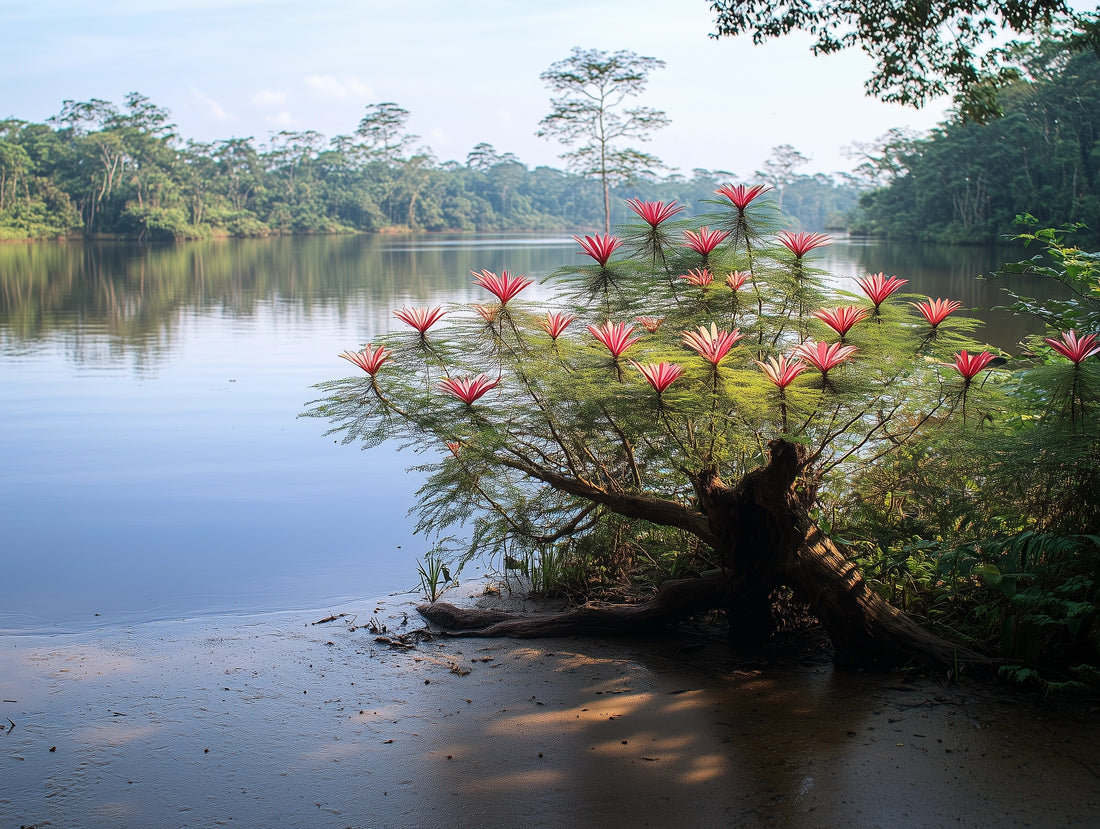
[785,524,988,668]
[419,569,738,638]
[419,559,987,670]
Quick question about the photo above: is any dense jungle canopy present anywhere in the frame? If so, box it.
[0,94,858,242]
[853,43,1100,244]
[0,36,1096,246]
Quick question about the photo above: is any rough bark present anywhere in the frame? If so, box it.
[420,439,982,668]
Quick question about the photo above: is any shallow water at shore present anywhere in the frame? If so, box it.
[2,595,1097,828]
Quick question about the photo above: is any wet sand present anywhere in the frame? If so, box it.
[2,594,1098,828]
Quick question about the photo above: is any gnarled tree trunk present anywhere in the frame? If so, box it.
[421,439,978,668]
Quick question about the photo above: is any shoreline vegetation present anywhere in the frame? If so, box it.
[0,102,861,245]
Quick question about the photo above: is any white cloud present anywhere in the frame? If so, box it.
[303,74,373,101]
[190,88,234,122]
[252,88,287,107]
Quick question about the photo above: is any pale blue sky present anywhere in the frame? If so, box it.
[2,0,953,177]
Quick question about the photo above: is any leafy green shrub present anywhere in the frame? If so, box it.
[119,205,207,240]
[840,218,1100,688]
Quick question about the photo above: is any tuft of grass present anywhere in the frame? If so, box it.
[417,553,453,603]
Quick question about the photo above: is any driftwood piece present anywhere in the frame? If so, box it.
[311,613,348,625]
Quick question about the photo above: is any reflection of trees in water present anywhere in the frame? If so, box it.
[825,239,1009,303]
[824,238,1067,350]
[0,236,574,356]
[1,236,1061,358]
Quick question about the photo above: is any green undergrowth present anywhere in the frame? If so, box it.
[843,530,1100,694]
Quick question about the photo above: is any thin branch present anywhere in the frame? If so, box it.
[493,454,717,547]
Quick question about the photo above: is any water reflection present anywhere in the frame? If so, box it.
[822,238,1057,349]
[0,235,1060,633]
[0,236,575,359]
[0,235,1051,359]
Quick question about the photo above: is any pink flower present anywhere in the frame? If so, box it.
[472,269,532,305]
[953,350,996,381]
[682,323,743,366]
[1044,330,1100,365]
[626,198,684,227]
[587,320,642,358]
[793,341,858,374]
[474,303,500,322]
[629,361,684,394]
[439,373,502,405]
[714,183,771,211]
[755,354,809,389]
[813,305,869,337]
[395,306,446,334]
[680,267,715,288]
[856,272,907,308]
[682,227,730,256]
[574,233,623,267]
[634,315,665,333]
[778,230,831,259]
[726,271,750,291]
[911,298,962,328]
[339,344,391,375]
[539,311,576,340]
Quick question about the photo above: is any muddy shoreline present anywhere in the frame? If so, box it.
[2,596,1098,828]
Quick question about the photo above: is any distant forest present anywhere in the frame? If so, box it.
[0,96,858,242]
[853,42,1100,245]
[1,38,1095,245]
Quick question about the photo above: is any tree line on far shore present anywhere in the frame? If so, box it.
[0,94,859,242]
[1,34,1096,246]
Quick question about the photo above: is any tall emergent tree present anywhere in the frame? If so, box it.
[707,1,1099,121]
[537,48,670,234]
[309,188,1015,666]
[755,144,810,212]
[356,102,418,164]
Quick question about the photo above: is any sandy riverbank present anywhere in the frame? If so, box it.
[2,593,1098,828]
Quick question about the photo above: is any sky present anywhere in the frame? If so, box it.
[1,0,954,179]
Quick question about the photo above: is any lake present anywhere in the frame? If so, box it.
[0,234,1046,634]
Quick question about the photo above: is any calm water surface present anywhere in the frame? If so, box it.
[0,235,1045,633]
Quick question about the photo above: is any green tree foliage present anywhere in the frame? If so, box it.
[707,0,1097,121]
[537,48,671,234]
[0,93,857,240]
[0,120,82,239]
[356,102,419,164]
[841,128,925,189]
[308,188,1013,666]
[853,45,1100,245]
[835,220,1100,688]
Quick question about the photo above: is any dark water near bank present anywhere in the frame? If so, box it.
[0,235,1050,633]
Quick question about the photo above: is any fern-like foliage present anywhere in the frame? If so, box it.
[303,192,1000,589]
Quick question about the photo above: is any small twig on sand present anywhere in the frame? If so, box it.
[374,635,416,651]
[311,613,349,626]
